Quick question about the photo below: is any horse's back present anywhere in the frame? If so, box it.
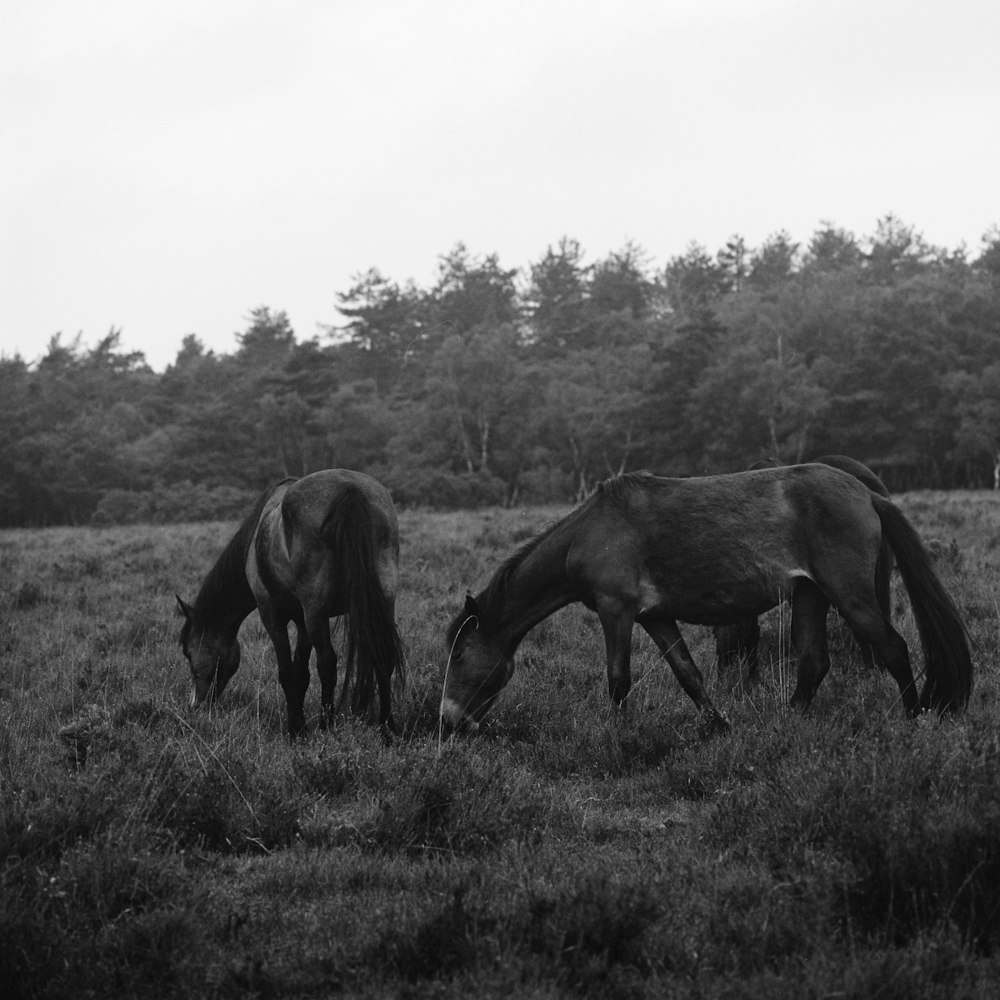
[745,454,889,499]
[597,464,877,537]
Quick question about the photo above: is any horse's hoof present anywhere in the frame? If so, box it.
[699,711,730,737]
[788,693,812,715]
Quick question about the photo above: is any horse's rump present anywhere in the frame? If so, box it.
[810,455,889,498]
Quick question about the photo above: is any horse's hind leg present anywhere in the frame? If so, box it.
[836,598,920,717]
[852,550,893,670]
[289,621,313,724]
[789,580,831,711]
[854,634,878,671]
[715,616,761,680]
[260,607,310,737]
[641,618,730,733]
[304,609,338,730]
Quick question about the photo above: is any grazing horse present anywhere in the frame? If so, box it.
[715,455,892,675]
[441,466,971,733]
[177,469,405,736]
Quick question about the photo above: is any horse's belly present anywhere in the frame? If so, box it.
[640,570,793,626]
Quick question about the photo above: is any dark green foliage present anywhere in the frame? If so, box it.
[4,221,1000,527]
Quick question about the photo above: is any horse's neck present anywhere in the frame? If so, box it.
[494,532,577,650]
[195,533,257,633]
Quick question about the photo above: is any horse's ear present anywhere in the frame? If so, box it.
[176,595,194,620]
[464,593,480,618]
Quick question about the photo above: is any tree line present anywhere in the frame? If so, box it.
[2,215,1000,528]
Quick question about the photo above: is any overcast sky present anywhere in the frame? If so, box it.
[2,0,998,370]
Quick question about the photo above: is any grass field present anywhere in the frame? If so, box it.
[3,492,1000,998]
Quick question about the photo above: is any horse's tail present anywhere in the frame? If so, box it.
[872,494,972,712]
[320,485,405,725]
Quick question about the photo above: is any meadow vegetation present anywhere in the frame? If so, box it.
[3,493,1000,998]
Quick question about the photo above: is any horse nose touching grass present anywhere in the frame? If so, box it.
[187,675,218,711]
[438,697,480,736]
[437,610,488,741]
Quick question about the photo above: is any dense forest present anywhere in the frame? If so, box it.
[2,215,1000,528]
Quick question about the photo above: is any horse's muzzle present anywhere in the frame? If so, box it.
[188,680,217,710]
[439,697,480,735]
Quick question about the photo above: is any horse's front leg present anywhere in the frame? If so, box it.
[597,607,634,713]
[642,617,730,733]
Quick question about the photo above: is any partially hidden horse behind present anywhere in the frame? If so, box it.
[177,469,405,736]
[714,454,892,676]
[441,465,971,734]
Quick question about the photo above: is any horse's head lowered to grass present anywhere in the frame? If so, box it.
[176,595,241,708]
[441,594,514,732]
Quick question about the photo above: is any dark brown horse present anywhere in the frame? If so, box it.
[177,469,405,736]
[441,465,971,733]
[715,454,892,675]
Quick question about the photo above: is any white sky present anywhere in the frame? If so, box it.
[2,0,998,370]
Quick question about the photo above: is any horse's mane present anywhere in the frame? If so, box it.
[446,497,599,644]
[595,470,658,504]
[192,477,296,621]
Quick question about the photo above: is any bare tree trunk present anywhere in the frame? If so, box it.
[793,422,810,463]
[568,433,588,501]
[457,416,475,473]
[478,413,491,474]
[767,415,781,462]
[603,422,634,477]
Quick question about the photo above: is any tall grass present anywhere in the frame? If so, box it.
[1,495,999,997]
